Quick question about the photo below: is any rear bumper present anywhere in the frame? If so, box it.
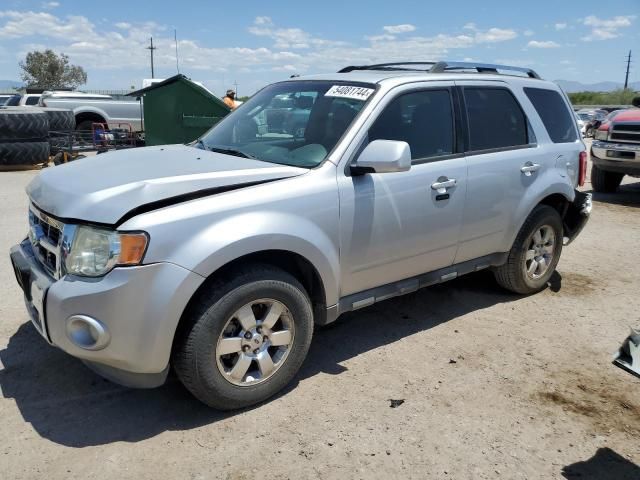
[563,190,592,245]
[591,141,640,175]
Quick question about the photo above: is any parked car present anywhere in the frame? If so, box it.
[575,113,587,136]
[38,90,142,131]
[576,109,607,138]
[591,105,640,192]
[3,94,22,107]
[2,93,42,106]
[10,61,591,409]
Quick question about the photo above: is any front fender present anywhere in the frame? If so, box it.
[149,211,340,307]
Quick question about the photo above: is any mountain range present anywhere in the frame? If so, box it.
[554,79,640,93]
[0,80,23,90]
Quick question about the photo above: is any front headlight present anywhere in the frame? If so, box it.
[65,225,148,277]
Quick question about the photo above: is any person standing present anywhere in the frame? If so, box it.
[223,89,236,109]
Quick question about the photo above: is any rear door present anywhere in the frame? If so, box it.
[454,82,548,263]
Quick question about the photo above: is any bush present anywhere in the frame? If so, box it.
[568,89,638,105]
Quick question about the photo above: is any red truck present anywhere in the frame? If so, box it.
[590,101,640,192]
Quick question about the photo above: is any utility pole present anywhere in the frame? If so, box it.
[624,50,631,90]
[234,80,239,98]
[146,37,157,78]
[174,30,180,74]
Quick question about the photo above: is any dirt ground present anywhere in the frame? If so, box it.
[1,143,639,479]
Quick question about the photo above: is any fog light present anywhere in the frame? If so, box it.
[66,315,110,350]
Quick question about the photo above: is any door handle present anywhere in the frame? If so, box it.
[521,163,541,176]
[431,178,456,194]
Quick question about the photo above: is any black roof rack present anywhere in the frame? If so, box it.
[338,61,541,79]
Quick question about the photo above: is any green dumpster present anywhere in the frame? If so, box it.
[129,74,231,146]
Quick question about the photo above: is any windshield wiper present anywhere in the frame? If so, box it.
[207,145,256,159]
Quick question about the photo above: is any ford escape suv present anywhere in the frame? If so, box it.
[10,61,591,409]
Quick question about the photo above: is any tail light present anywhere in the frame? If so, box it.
[578,151,587,187]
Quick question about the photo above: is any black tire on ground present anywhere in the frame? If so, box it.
[0,141,50,167]
[591,164,623,193]
[493,205,564,295]
[41,108,75,131]
[173,265,314,410]
[0,108,48,141]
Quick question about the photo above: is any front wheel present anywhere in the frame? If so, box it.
[173,265,314,410]
[493,205,563,295]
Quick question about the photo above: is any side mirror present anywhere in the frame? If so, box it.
[352,140,411,174]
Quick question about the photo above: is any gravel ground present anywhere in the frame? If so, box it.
[1,144,639,479]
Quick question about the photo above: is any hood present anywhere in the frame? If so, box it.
[612,109,640,123]
[27,144,307,225]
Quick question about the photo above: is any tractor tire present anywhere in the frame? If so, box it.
[0,108,48,142]
[41,108,75,132]
[0,141,50,168]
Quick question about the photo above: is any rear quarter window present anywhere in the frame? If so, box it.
[524,87,578,143]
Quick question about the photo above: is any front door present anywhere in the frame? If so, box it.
[337,84,467,296]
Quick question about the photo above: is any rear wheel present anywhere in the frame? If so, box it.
[493,205,563,294]
[173,265,314,410]
[591,164,623,193]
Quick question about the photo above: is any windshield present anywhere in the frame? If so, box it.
[5,95,21,106]
[198,81,376,168]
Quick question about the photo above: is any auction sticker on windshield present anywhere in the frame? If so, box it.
[325,85,374,101]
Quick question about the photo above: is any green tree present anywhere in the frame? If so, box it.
[19,50,87,89]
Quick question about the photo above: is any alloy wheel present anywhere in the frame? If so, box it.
[215,299,295,386]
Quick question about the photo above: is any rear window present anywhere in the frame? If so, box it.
[524,87,578,143]
[463,88,528,151]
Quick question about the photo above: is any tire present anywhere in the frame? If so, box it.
[0,108,48,141]
[173,265,314,410]
[591,164,623,193]
[76,120,95,131]
[493,205,563,295]
[0,141,50,167]
[41,108,75,131]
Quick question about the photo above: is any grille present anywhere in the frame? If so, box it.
[612,124,640,132]
[610,123,640,143]
[29,206,65,278]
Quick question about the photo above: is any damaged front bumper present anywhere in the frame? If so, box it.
[563,190,592,245]
[613,328,640,379]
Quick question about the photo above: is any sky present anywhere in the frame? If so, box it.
[0,0,638,96]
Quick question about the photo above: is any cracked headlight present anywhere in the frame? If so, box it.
[65,225,148,277]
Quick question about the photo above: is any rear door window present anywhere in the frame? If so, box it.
[463,87,528,151]
[524,87,578,143]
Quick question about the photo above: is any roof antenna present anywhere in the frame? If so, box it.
[174,29,180,74]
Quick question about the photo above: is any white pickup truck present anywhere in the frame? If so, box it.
[38,91,143,132]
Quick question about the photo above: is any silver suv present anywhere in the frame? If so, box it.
[10,61,592,409]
